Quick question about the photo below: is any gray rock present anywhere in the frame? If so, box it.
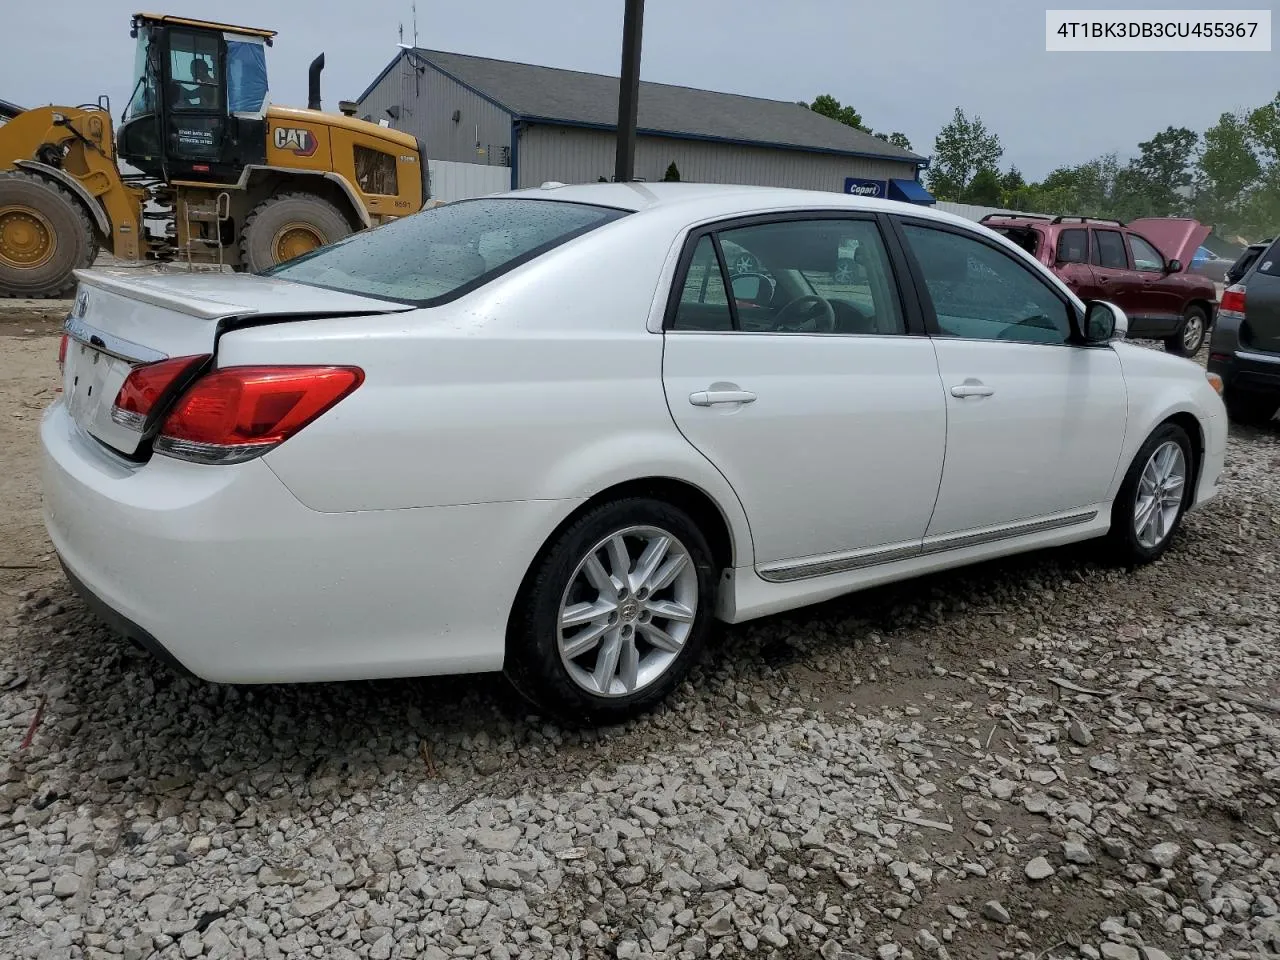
[616,942,640,960]
[740,869,768,893]
[982,901,1011,924]
[1099,944,1140,960]
[1140,949,1172,960]
[1063,841,1095,864]
[475,826,521,853]
[1068,719,1094,746]
[1090,754,1121,775]
[703,908,733,937]
[52,876,80,899]
[292,886,339,918]
[916,928,941,952]
[1144,843,1181,869]
[1025,857,1055,881]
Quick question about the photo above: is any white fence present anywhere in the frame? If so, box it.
[427,160,510,203]
[934,200,1047,223]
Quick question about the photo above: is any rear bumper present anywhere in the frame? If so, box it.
[41,401,576,683]
[1208,348,1280,394]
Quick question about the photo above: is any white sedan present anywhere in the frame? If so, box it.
[41,183,1227,722]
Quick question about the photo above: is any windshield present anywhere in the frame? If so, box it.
[123,31,159,121]
[265,198,628,305]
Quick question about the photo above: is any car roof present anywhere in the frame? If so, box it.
[494,181,981,231]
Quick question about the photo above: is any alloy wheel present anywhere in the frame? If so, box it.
[1182,313,1205,352]
[1133,440,1185,549]
[556,525,698,697]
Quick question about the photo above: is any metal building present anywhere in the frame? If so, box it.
[354,49,933,202]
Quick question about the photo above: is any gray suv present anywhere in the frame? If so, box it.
[1208,237,1280,424]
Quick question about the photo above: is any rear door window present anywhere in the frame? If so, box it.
[1092,230,1129,270]
[1128,234,1165,273]
[1055,229,1088,264]
[1256,241,1280,278]
[265,198,627,305]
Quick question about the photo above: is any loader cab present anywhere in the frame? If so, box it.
[117,13,273,182]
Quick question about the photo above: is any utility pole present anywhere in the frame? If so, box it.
[614,0,644,183]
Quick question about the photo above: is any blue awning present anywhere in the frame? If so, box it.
[888,178,935,205]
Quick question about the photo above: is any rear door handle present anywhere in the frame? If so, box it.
[950,382,994,399]
[689,389,757,406]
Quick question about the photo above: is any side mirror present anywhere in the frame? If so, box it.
[1084,300,1128,343]
[1166,258,1182,273]
[731,272,774,304]
[731,274,761,301]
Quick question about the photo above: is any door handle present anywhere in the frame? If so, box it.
[689,389,757,406]
[950,382,994,399]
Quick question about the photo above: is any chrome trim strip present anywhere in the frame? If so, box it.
[63,316,167,365]
[1234,349,1280,367]
[921,510,1098,556]
[758,542,922,583]
[756,510,1098,584]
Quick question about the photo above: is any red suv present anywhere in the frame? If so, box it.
[980,215,1217,356]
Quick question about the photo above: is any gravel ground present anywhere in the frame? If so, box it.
[2,325,1279,960]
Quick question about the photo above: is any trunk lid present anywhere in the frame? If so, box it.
[1126,218,1211,271]
[61,269,411,456]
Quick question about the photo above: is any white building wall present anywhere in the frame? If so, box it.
[427,159,511,202]
[516,125,919,192]
[358,55,513,168]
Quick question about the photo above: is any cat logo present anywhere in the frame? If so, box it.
[272,126,318,158]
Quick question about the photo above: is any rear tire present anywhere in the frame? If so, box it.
[0,171,96,298]
[1105,422,1193,565]
[505,498,717,724]
[240,192,353,273]
[1165,305,1208,357]
[1224,389,1278,426]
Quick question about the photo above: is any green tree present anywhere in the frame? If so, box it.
[662,162,681,182]
[1247,92,1280,167]
[1200,111,1261,198]
[1123,126,1199,216]
[809,94,864,131]
[927,107,1003,200]
[964,168,1002,205]
[885,131,912,151]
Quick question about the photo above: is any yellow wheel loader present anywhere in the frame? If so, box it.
[0,12,428,298]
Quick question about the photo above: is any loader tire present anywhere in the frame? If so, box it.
[0,171,97,298]
[240,192,353,272]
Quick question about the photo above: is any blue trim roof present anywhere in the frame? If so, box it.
[889,178,935,205]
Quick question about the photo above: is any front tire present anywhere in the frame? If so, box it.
[240,192,353,272]
[0,171,96,298]
[1165,306,1208,357]
[505,498,717,724]
[1105,423,1193,565]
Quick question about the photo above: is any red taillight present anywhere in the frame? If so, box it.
[155,365,363,464]
[1220,285,1246,315]
[57,334,68,371]
[110,354,211,431]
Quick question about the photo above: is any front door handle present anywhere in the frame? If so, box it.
[950,382,994,399]
[689,389,757,406]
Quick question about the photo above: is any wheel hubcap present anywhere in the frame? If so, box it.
[273,223,324,263]
[557,525,698,698]
[0,204,56,270]
[1183,315,1204,350]
[1134,440,1186,549]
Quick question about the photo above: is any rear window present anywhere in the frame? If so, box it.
[264,198,627,305]
[1256,241,1280,278]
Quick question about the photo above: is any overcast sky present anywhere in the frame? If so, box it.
[6,0,1276,179]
